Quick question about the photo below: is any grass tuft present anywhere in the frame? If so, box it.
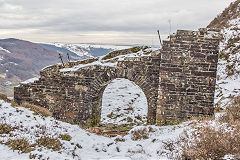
[6,139,34,153]
[0,93,18,107]
[36,137,62,151]
[220,96,240,123]
[0,124,15,134]
[131,127,149,141]
[60,134,72,141]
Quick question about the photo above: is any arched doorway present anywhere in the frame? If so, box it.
[100,78,148,126]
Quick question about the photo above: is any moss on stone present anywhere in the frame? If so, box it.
[102,46,142,60]
[86,117,100,127]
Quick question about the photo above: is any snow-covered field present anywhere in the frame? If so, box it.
[0,100,189,160]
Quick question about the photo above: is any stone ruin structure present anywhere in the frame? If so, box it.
[14,28,220,125]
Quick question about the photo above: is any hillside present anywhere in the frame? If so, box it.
[0,39,58,96]
[209,0,240,107]
[208,0,240,29]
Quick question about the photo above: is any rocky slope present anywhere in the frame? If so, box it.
[208,0,240,107]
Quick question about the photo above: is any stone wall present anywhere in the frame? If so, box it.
[14,28,220,125]
[156,28,220,122]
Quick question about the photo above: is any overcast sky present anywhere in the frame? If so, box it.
[0,0,235,45]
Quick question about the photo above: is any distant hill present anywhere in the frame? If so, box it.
[0,38,83,95]
[209,0,240,107]
[0,38,57,79]
[41,42,132,57]
[38,43,91,60]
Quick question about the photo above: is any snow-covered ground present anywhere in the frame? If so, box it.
[101,78,148,125]
[0,100,189,160]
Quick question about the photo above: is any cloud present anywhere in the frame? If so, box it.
[0,0,236,44]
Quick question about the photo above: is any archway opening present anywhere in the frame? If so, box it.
[100,78,148,126]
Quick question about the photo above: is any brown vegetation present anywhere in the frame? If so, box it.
[21,102,52,117]
[130,126,155,141]
[0,124,15,134]
[0,93,18,106]
[180,125,240,160]
[208,0,240,28]
[6,139,34,153]
[177,96,240,159]
[36,137,61,151]
[219,96,240,123]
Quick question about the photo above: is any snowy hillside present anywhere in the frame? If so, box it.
[214,16,240,107]
[1,97,238,160]
[0,99,190,160]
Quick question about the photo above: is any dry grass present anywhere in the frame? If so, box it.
[36,137,61,151]
[21,102,52,117]
[0,93,18,107]
[6,139,34,153]
[131,128,149,141]
[174,96,240,159]
[130,126,155,141]
[207,0,240,28]
[180,125,240,160]
[219,96,240,123]
[0,124,15,134]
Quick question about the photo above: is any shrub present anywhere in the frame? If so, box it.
[21,102,52,117]
[60,134,72,141]
[0,124,15,134]
[180,125,240,160]
[36,137,61,151]
[6,139,34,153]
[220,96,240,123]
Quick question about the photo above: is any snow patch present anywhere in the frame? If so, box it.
[20,77,39,84]
[0,46,11,54]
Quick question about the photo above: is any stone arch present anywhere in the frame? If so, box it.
[85,66,157,124]
[100,78,148,124]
